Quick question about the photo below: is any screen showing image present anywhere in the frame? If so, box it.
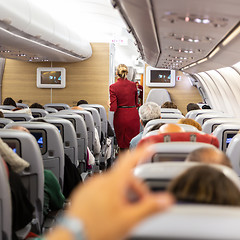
[226,133,237,148]
[41,71,61,85]
[150,70,171,83]
[31,132,44,148]
[3,139,21,156]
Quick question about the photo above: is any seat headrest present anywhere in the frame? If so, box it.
[138,132,219,148]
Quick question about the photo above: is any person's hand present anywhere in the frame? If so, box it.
[65,145,174,240]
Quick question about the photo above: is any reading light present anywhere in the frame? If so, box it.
[194,18,202,23]
[197,58,208,64]
[202,19,210,24]
[185,16,190,22]
[209,47,220,58]
[222,25,240,46]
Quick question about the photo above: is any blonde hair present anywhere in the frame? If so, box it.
[178,118,202,131]
[116,64,128,79]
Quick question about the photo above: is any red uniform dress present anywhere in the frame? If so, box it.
[110,78,140,148]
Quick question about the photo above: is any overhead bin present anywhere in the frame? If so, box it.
[0,0,92,62]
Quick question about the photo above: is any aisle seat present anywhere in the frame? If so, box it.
[160,108,182,114]
[44,103,70,111]
[186,109,222,119]
[195,113,233,126]
[146,89,171,106]
[30,108,49,118]
[4,113,33,121]
[161,113,185,119]
[44,107,58,113]
[0,118,13,128]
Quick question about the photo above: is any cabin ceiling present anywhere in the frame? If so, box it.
[112,0,240,72]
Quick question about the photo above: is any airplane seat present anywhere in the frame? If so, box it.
[139,132,219,148]
[5,122,64,189]
[0,118,14,128]
[0,156,12,240]
[44,103,70,111]
[161,113,185,119]
[41,117,78,166]
[3,113,33,122]
[128,204,240,239]
[46,113,88,173]
[186,109,223,119]
[0,129,44,233]
[44,107,58,113]
[143,119,199,137]
[16,103,29,109]
[145,89,171,106]
[30,108,49,118]
[202,118,240,134]
[59,110,95,153]
[211,123,240,152]
[226,134,240,176]
[0,105,16,110]
[160,108,182,114]
[195,113,233,126]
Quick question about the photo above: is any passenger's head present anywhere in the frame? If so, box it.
[202,104,211,109]
[77,100,88,105]
[116,64,128,79]
[161,101,177,109]
[187,103,200,112]
[3,97,17,107]
[0,111,4,118]
[168,165,240,206]
[71,106,84,111]
[159,123,185,133]
[17,99,23,103]
[10,125,30,134]
[177,118,202,131]
[186,147,232,168]
[139,102,161,127]
[29,103,44,109]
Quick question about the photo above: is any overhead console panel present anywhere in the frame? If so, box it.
[113,0,240,72]
[0,0,92,62]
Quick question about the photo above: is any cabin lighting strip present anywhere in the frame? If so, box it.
[222,25,240,47]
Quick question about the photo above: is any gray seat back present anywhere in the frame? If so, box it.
[195,113,233,126]
[129,205,240,239]
[202,118,240,134]
[80,107,101,141]
[186,109,222,119]
[44,103,70,111]
[0,129,44,227]
[0,156,12,240]
[16,103,29,109]
[60,109,95,152]
[4,113,33,121]
[79,104,108,142]
[30,108,49,118]
[44,107,58,113]
[0,118,13,128]
[142,142,216,163]
[47,113,88,162]
[161,113,185,119]
[43,117,78,166]
[0,105,15,110]
[160,108,182,114]
[212,123,240,152]
[146,89,171,106]
[5,122,64,188]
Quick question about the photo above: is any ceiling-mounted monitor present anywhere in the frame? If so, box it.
[37,67,66,88]
[146,66,175,87]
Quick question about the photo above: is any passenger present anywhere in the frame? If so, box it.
[130,102,161,148]
[40,146,174,240]
[135,81,143,105]
[109,64,140,151]
[159,123,185,133]
[161,101,178,109]
[3,97,17,107]
[177,118,202,131]
[30,102,45,109]
[186,147,232,168]
[9,125,66,214]
[186,102,200,112]
[202,104,211,109]
[17,99,23,103]
[77,99,88,105]
[168,165,240,206]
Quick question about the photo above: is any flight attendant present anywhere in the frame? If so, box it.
[109,64,140,151]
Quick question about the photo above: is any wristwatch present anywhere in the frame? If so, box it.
[58,215,86,240]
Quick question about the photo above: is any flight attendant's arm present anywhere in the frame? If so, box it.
[109,85,118,111]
